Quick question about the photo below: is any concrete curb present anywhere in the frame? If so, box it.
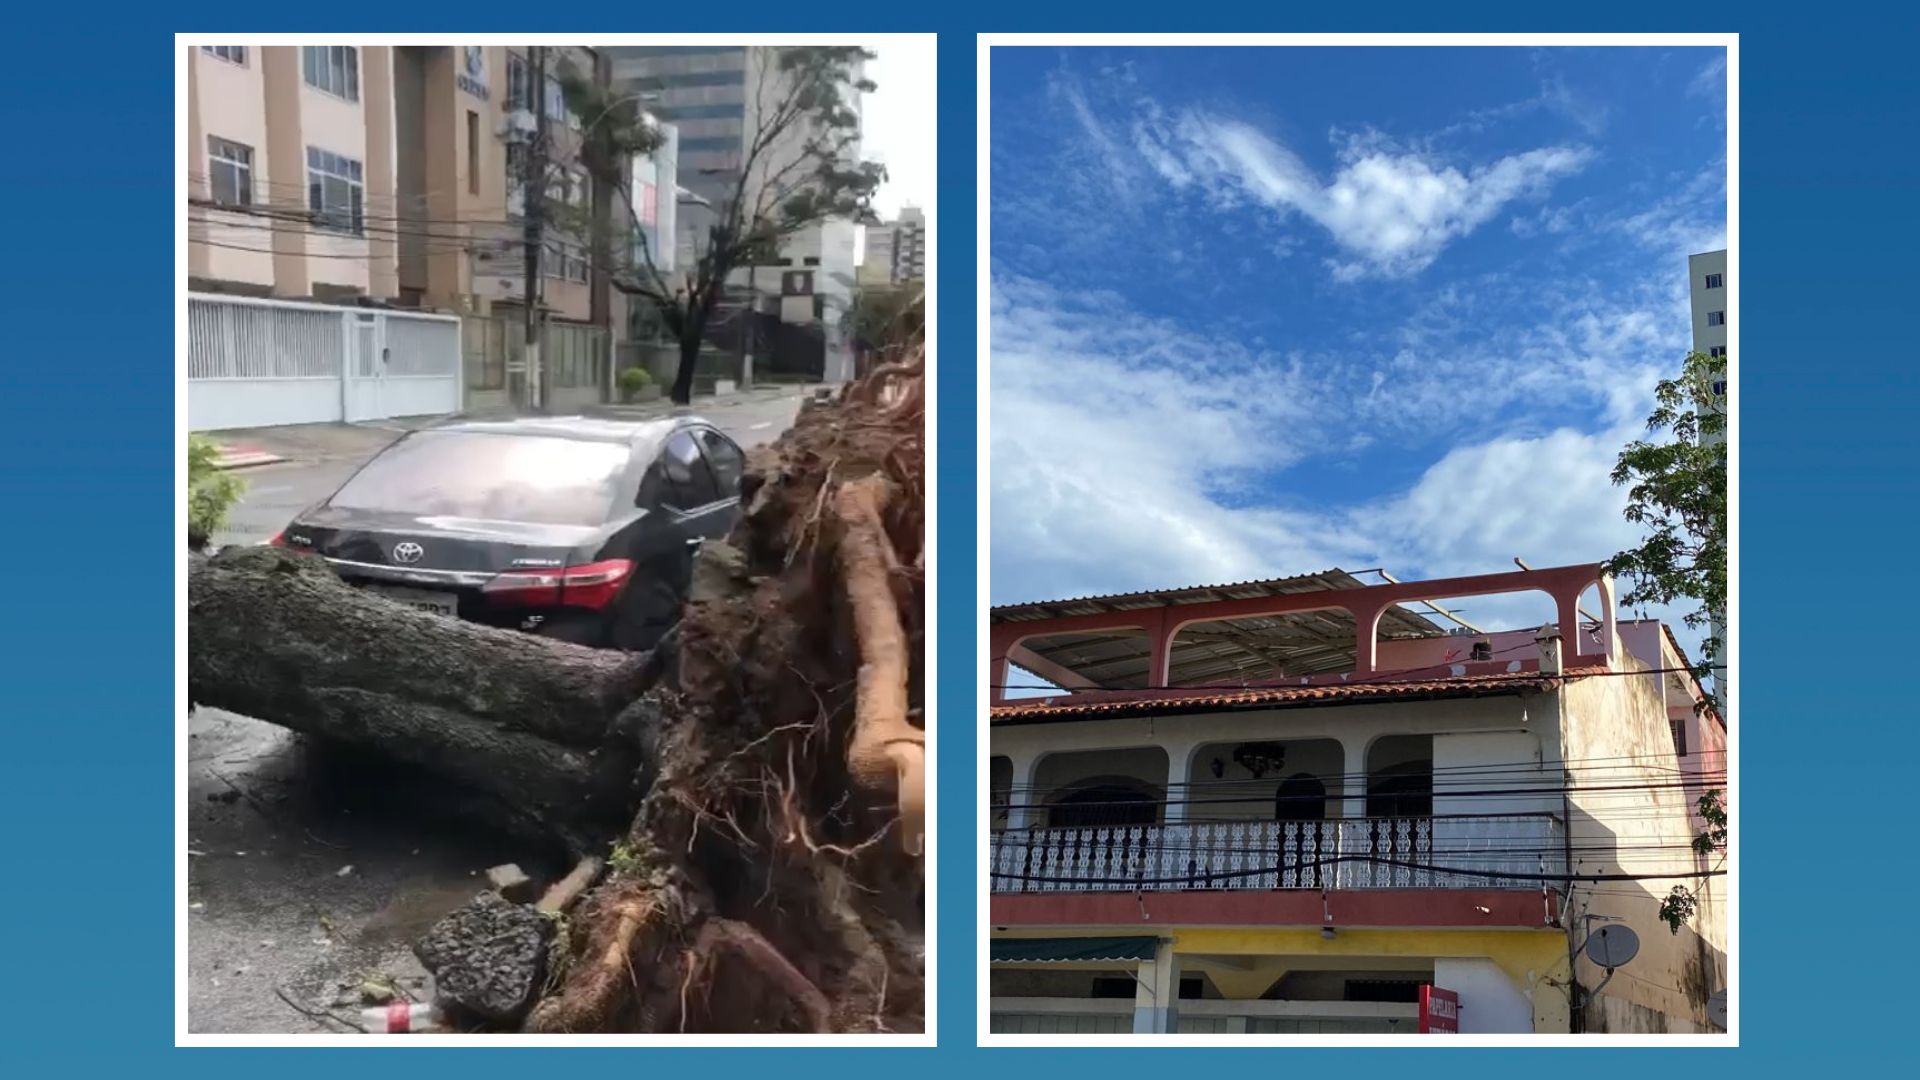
[212,449,287,471]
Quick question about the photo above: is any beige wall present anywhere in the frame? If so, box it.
[1560,660,1728,1033]
[187,47,275,287]
[190,43,617,339]
[1688,249,1727,355]
[188,45,398,301]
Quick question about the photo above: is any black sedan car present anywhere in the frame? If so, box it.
[272,415,746,649]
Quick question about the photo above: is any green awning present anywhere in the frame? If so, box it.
[990,936,1161,964]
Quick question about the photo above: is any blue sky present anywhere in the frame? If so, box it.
[989,45,1727,636]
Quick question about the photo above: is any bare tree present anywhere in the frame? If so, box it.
[558,47,884,404]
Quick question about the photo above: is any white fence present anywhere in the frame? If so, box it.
[989,815,1564,893]
[188,294,462,431]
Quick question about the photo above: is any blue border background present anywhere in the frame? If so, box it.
[0,6,1910,1071]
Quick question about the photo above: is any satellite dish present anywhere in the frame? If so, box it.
[1707,989,1727,1030]
[1585,924,1640,969]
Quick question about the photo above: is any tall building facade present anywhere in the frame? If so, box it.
[1688,249,1727,361]
[187,44,621,327]
[893,205,926,281]
[1687,248,1728,693]
[859,221,898,287]
[187,45,401,302]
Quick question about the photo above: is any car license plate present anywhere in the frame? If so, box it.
[368,584,458,617]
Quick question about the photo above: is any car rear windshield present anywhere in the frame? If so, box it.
[328,431,630,526]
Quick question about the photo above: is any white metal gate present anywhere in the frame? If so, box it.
[188,294,462,431]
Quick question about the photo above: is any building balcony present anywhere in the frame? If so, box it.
[989,813,1565,894]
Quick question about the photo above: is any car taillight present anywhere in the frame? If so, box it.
[268,530,286,547]
[482,559,634,610]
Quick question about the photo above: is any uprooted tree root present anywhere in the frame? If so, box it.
[529,358,926,1034]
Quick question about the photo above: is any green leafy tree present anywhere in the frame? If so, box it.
[1606,350,1727,708]
[558,47,885,405]
[187,435,246,551]
[1657,788,1728,934]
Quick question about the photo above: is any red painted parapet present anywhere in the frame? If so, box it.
[988,564,1615,705]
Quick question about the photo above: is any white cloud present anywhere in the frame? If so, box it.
[989,272,1686,621]
[1136,112,1592,278]
[1688,54,1728,100]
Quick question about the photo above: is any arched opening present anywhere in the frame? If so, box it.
[1048,779,1160,828]
[1371,589,1559,676]
[1366,762,1433,818]
[1576,580,1615,661]
[1274,773,1328,821]
[990,756,1013,830]
[1364,735,1434,885]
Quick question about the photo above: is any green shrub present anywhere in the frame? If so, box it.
[187,434,247,549]
[618,366,654,402]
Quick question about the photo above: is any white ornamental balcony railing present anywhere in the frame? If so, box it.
[988,814,1565,893]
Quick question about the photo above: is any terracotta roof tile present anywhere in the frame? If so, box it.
[990,667,1605,723]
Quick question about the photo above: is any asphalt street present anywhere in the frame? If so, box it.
[188,388,807,1034]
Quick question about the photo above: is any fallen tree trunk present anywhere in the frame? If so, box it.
[188,546,661,841]
[188,352,925,1033]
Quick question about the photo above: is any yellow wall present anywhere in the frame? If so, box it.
[1170,927,1571,1032]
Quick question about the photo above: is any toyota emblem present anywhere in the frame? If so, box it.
[392,541,425,564]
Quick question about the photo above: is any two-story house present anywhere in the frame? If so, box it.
[987,563,1727,1036]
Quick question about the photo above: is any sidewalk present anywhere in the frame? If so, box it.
[576,382,822,421]
[204,384,819,469]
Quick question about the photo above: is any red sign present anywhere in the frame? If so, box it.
[1419,985,1459,1033]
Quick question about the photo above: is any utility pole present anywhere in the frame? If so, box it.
[520,45,548,412]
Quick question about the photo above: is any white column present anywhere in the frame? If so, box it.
[1133,942,1181,1033]
[1004,750,1041,831]
[1338,735,1370,820]
[1160,740,1199,824]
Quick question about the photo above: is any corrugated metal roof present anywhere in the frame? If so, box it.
[991,568,1381,622]
[990,668,1600,723]
[998,568,1450,687]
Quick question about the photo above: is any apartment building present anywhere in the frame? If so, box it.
[1688,249,1728,361]
[187,45,400,302]
[987,564,1727,1035]
[893,205,926,281]
[187,45,619,321]
[187,45,648,419]
[1688,248,1728,694]
[858,206,926,286]
[859,221,899,287]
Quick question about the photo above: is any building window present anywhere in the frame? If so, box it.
[207,137,254,207]
[1704,273,1724,289]
[306,147,365,235]
[1709,345,1727,358]
[1669,717,1689,758]
[507,52,529,111]
[467,110,481,196]
[202,46,247,66]
[1706,311,1725,326]
[302,46,359,102]
[544,240,589,283]
[544,74,578,129]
